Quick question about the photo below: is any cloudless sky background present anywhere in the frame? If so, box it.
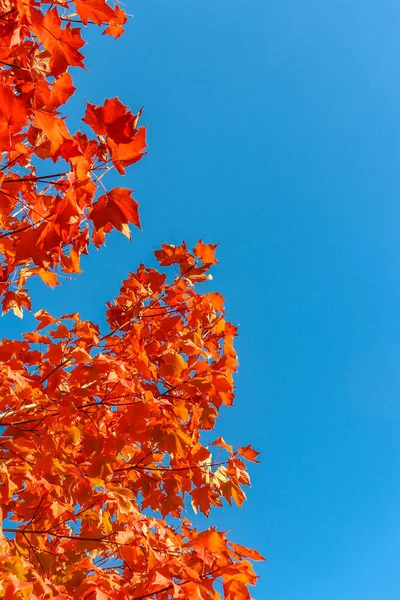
[3,1,400,598]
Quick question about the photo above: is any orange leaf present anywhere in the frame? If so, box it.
[31,8,85,76]
[159,350,188,379]
[34,309,58,330]
[0,84,28,148]
[211,436,232,453]
[207,292,225,312]
[229,541,266,562]
[32,110,74,156]
[192,529,226,554]
[238,444,261,463]
[90,187,141,237]
[66,425,81,444]
[83,98,143,144]
[154,242,193,266]
[107,127,147,174]
[194,240,219,265]
[103,24,125,39]
[75,0,116,25]
[37,268,59,288]
[2,290,31,318]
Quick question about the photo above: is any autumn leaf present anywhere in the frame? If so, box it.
[2,290,31,318]
[66,425,81,444]
[34,309,58,330]
[32,110,74,157]
[107,133,147,174]
[61,249,83,274]
[34,73,76,111]
[0,84,28,148]
[223,481,247,507]
[154,242,194,266]
[0,251,261,595]
[37,268,59,288]
[194,240,219,265]
[83,98,141,144]
[211,436,233,453]
[90,187,141,238]
[159,350,188,379]
[31,8,85,76]
[207,291,225,312]
[103,24,124,39]
[191,528,226,554]
[229,541,266,562]
[238,444,261,463]
[75,0,116,26]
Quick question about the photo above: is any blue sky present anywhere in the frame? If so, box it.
[3,1,400,598]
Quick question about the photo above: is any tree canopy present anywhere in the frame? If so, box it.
[0,2,263,598]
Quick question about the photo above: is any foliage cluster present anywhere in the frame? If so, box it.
[0,2,263,598]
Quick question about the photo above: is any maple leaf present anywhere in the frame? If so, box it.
[207,291,225,312]
[37,268,59,288]
[34,73,76,111]
[222,481,247,507]
[103,24,124,39]
[229,541,266,562]
[90,187,141,238]
[238,444,261,463]
[61,249,83,274]
[1,290,31,318]
[149,572,173,589]
[191,528,226,554]
[31,8,85,76]
[194,240,219,265]
[32,109,75,157]
[66,425,81,444]
[191,486,213,516]
[211,436,233,453]
[34,309,58,330]
[107,128,147,174]
[83,98,142,144]
[75,0,116,25]
[159,350,188,379]
[224,580,251,600]
[154,242,194,266]
[0,84,28,148]
[103,5,127,38]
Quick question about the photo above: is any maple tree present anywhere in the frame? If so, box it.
[0,1,264,598]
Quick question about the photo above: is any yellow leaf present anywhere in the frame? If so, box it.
[102,510,112,535]
[159,350,188,379]
[213,465,229,487]
[223,481,246,507]
[192,529,225,553]
[66,425,80,444]
[38,268,58,287]
[89,477,106,488]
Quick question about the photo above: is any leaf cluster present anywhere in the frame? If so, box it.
[0,2,264,598]
[0,0,145,315]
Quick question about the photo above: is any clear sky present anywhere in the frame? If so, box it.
[3,1,400,598]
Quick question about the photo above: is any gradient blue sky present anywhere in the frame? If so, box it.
[3,1,400,598]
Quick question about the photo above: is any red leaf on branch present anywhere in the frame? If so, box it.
[194,240,219,265]
[90,187,141,238]
[75,0,116,26]
[238,444,261,463]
